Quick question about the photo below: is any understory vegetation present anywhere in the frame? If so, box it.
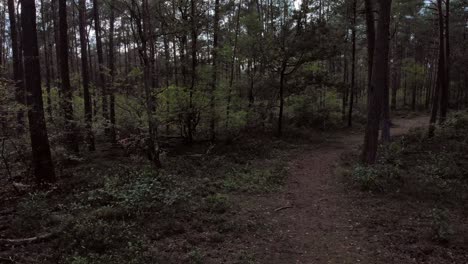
[350,112,468,201]
[343,112,468,257]
[1,136,292,263]
[1,0,467,262]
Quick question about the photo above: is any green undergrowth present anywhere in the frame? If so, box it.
[340,111,468,248]
[346,112,468,202]
[11,137,293,264]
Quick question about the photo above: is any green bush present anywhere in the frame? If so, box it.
[84,168,190,213]
[204,193,230,214]
[351,164,402,192]
[287,92,342,130]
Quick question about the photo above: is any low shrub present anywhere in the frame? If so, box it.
[223,163,286,193]
[352,164,402,192]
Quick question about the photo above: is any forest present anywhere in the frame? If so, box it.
[0,0,467,263]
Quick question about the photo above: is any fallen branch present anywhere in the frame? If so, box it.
[0,257,15,263]
[0,232,56,245]
[274,205,293,212]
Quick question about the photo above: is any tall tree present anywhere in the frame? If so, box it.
[58,0,80,153]
[7,0,24,131]
[128,0,161,167]
[21,0,56,185]
[79,0,95,151]
[226,0,241,131]
[187,0,198,143]
[108,0,117,143]
[40,0,53,120]
[440,0,450,123]
[362,0,393,164]
[348,0,357,127]
[92,0,109,130]
[429,0,446,135]
[209,0,220,141]
[364,0,375,89]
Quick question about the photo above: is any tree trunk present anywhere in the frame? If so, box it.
[78,0,95,151]
[51,0,61,91]
[7,0,24,132]
[348,0,357,127]
[187,0,198,143]
[342,38,348,121]
[362,0,392,164]
[226,0,241,130]
[278,64,286,137]
[440,0,449,123]
[364,0,375,104]
[21,0,56,185]
[210,0,220,141]
[429,0,446,135]
[108,0,116,143]
[40,0,52,121]
[162,24,171,134]
[130,0,161,167]
[58,0,79,153]
[92,0,109,129]
[381,60,391,141]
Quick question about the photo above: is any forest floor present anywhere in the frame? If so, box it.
[251,114,468,264]
[1,114,467,263]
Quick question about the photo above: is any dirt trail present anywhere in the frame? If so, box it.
[261,116,429,264]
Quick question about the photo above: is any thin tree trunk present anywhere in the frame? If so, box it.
[92,0,109,129]
[348,0,356,127]
[440,0,449,123]
[7,0,24,131]
[78,0,95,151]
[364,0,375,104]
[226,0,241,130]
[162,24,171,134]
[210,0,220,141]
[40,0,52,121]
[58,0,80,153]
[51,0,61,91]
[187,0,198,143]
[108,0,116,143]
[429,0,446,135]
[130,0,161,167]
[342,37,348,121]
[278,64,286,136]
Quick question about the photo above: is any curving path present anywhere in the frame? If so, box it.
[260,116,429,264]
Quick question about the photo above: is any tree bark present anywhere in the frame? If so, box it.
[78,0,95,151]
[226,0,241,130]
[21,0,56,185]
[440,0,449,123]
[7,0,24,131]
[364,0,375,104]
[40,0,52,121]
[210,0,220,141]
[348,0,357,127]
[278,63,286,137]
[130,0,161,167]
[58,0,80,153]
[51,0,61,90]
[108,0,116,143]
[362,0,392,164]
[92,0,109,129]
[429,0,446,135]
[187,0,198,143]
